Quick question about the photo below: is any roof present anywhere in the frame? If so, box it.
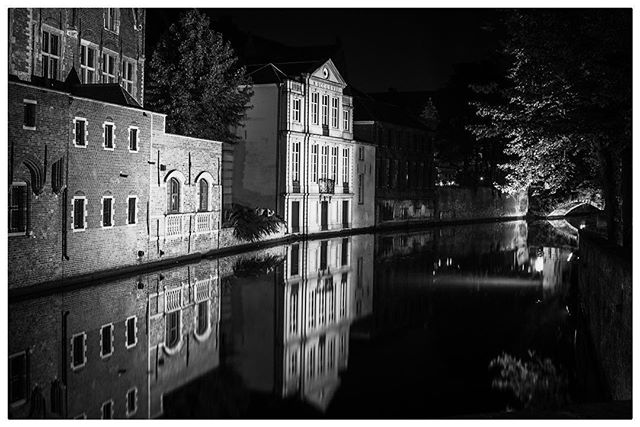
[247,60,329,84]
[352,88,429,131]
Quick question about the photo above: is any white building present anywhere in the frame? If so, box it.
[233,59,374,235]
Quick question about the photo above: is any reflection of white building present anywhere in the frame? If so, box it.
[279,235,374,410]
[233,59,375,235]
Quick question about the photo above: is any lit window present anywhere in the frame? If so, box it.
[128,127,138,152]
[80,43,97,83]
[125,316,137,348]
[71,332,87,369]
[121,59,135,95]
[343,109,350,131]
[311,93,319,125]
[311,144,318,182]
[321,95,329,126]
[9,184,28,235]
[72,197,86,231]
[73,117,87,147]
[199,179,209,212]
[292,98,301,122]
[103,122,115,149]
[102,52,117,83]
[104,8,118,32]
[9,352,28,405]
[102,196,113,227]
[126,388,137,417]
[127,196,137,225]
[331,97,339,128]
[168,178,180,213]
[41,29,60,80]
[23,100,36,129]
[101,399,113,419]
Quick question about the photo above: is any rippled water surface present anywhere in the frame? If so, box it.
[10,219,600,419]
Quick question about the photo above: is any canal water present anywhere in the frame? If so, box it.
[8,219,600,419]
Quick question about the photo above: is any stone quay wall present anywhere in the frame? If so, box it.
[435,187,528,222]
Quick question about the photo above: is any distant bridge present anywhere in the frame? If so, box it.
[547,199,603,217]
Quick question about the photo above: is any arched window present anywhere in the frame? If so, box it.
[199,179,209,212]
[168,177,180,213]
[165,311,180,349]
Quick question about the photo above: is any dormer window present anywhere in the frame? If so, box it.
[41,29,60,80]
[80,43,97,83]
[102,52,117,83]
[104,8,119,33]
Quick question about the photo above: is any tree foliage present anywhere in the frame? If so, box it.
[469,10,631,219]
[228,204,285,242]
[146,9,253,142]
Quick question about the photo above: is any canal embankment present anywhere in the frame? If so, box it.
[576,230,632,401]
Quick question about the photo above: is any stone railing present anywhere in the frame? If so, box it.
[165,211,218,240]
[318,178,335,194]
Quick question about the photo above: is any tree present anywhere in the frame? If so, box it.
[146,9,253,142]
[470,10,631,243]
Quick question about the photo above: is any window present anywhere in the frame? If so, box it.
[72,197,86,231]
[80,43,96,83]
[331,147,338,181]
[9,352,28,405]
[319,340,325,375]
[121,58,135,95]
[290,244,299,276]
[321,146,329,178]
[52,157,64,194]
[289,285,299,334]
[102,196,113,227]
[103,122,115,149]
[289,351,298,378]
[292,98,301,122]
[320,241,328,270]
[331,97,339,128]
[128,127,138,152]
[341,238,349,266]
[102,52,117,83]
[125,316,137,348]
[127,196,137,225]
[308,347,315,379]
[196,301,209,336]
[23,99,36,129]
[311,144,318,182]
[104,8,118,32]
[100,324,114,358]
[101,400,113,419]
[358,174,364,204]
[41,29,60,80]
[342,148,349,185]
[199,179,209,211]
[343,109,350,131]
[359,146,365,161]
[340,274,348,317]
[165,311,181,349]
[321,95,329,126]
[71,332,86,369]
[309,291,316,329]
[73,117,87,147]
[9,184,28,235]
[311,92,319,125]
[126,388,137,417]
[329,338,335,370]
[168,178,180,213]
[291,141,300,183]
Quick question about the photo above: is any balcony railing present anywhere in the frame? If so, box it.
[318,178,335,194]
[165,213,189,239]
[165,211,217,240]
[322,124,329,136]
[195,212,216,234]
[292,180,300,193]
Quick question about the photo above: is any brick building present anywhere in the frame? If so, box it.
[8,8,223,290]
[352,92,435,224]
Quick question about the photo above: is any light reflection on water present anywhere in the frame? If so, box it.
[9,219,586,419]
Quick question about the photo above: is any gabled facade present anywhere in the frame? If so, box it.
[234,59,375,235]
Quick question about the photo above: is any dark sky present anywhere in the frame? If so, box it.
[146,8,498,92]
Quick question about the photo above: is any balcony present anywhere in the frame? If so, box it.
[165,211,217,240]
[322,124,329,136]
[343,182,349,194]
[318,178,335,194]
[195,212,216,234]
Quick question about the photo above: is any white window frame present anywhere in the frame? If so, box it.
[292,98,301,122]
[311,144,318,182]
[101,399,114,419]
[291,140,300,183]
[23,99,37,130]
[321,146,329,179]
[80,41,98,84]
[126,387,138,417]
[128,126,139,153]
[311,92,319,125]
[342,148,349,185]
[331,97,339,128]
[102,121,115,150]
[197,177,212,212]
[125,316,138,349]
[70,332,87,370]
[126,195,138,226]
[100,195,114,228]
[41,26,61,80]
[331,146,338,181]
[121,56,135,96]
[72,117,88,148]
[104,8,119,33]
[99,323,114,359]
[101,49,118,83]
[321,94,329,126]
[71,196,88,232]
[343,109,350,131]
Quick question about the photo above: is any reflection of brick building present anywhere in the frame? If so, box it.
[8,8,223,290]
[352,91,435,224]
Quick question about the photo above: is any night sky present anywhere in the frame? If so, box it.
[146,8,498,92]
